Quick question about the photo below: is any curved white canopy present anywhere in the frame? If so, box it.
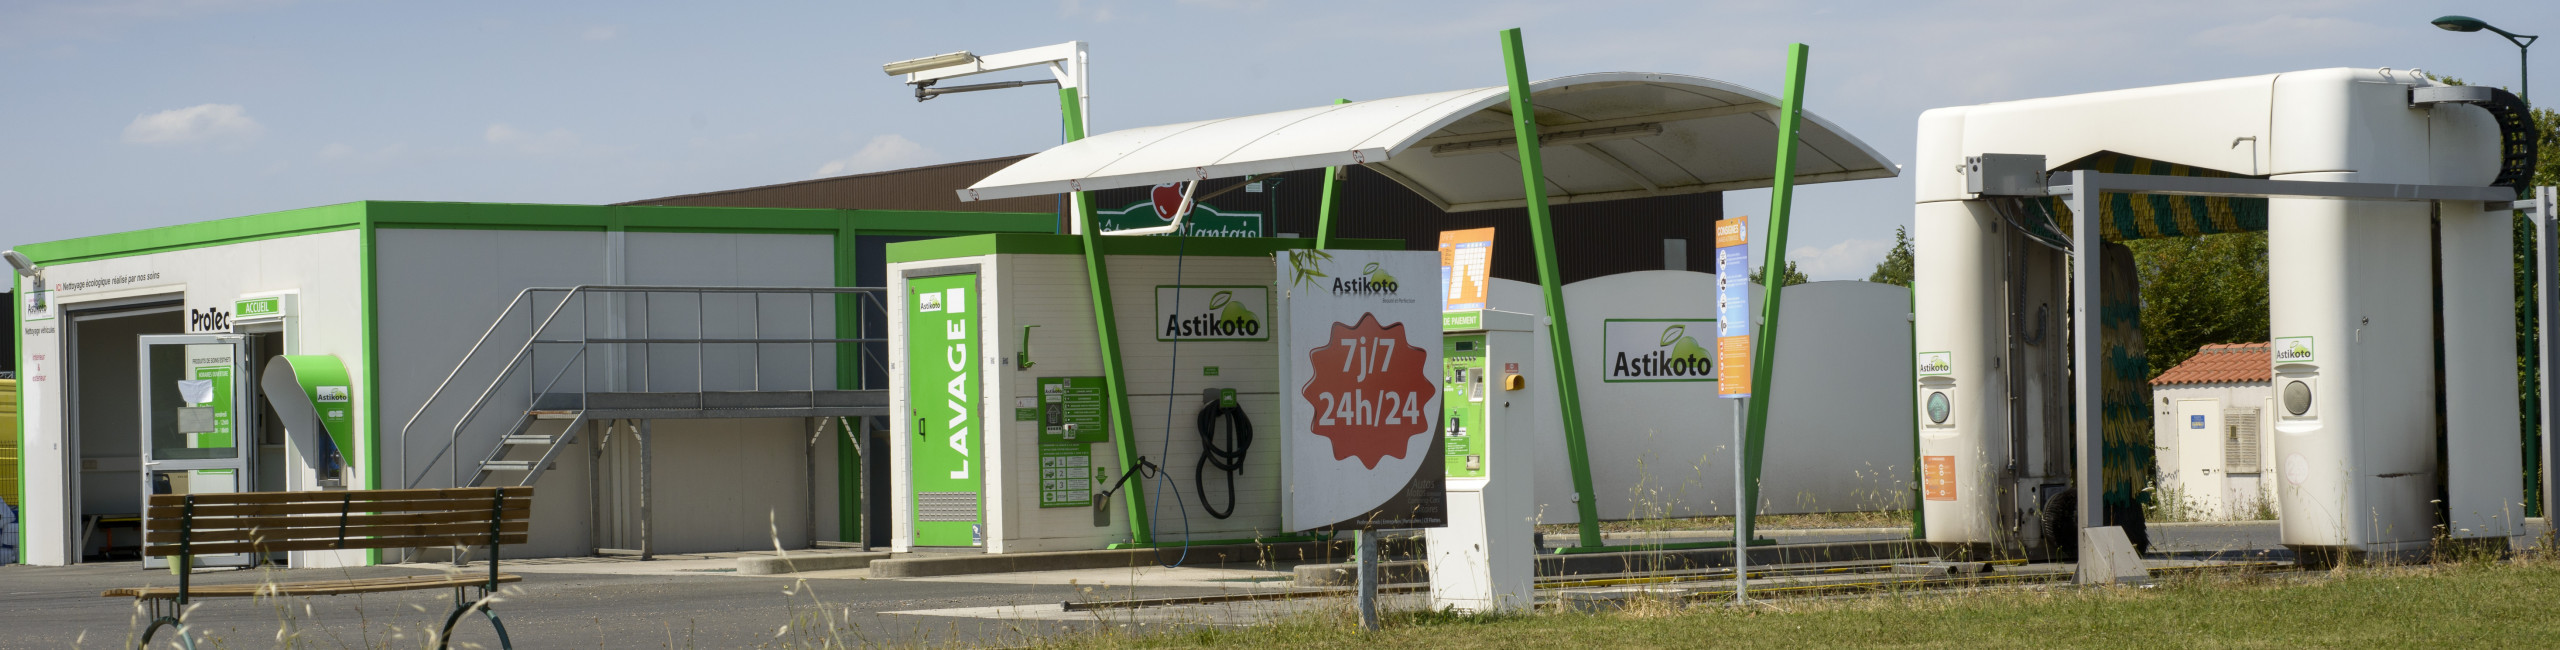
[962,72,1899,212]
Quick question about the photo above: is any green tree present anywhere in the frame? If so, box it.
[2126,232,2271,378]
[1751,260,1808,286]
[1868,226,1914,287]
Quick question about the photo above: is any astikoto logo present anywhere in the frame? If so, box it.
[1162,289,1264,339]
[1614,324,1712,379]
[1331,262,1399,295]
[2273,337,2314,364]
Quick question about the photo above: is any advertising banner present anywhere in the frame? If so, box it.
[1095,183,1266,237]
[1714,217,1753,399]
[1277,249,1447,532]
[1438,228,1494,312]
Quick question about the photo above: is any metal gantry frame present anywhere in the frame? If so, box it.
[2037,170,2527,583]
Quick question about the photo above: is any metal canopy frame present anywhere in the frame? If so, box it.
[2038,169,2530,584]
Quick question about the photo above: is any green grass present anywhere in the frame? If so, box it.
[1044,561,2560,649]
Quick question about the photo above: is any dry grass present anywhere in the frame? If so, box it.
[1038,559,2560,649]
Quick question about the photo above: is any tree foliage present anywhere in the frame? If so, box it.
[1751,260,1809,286]
[2126,232,2270,378]
[1868,225,1915,287]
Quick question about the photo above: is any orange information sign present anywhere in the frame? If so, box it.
[1922,455,1958,501]
[1713,216,1752,398]
[1438,228,1494,312]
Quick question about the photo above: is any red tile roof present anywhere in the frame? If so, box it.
[2151,342,2271,386]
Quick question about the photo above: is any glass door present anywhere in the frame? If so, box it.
[138,334,257,569]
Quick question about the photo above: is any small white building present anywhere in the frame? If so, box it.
[2150,342,2277,520]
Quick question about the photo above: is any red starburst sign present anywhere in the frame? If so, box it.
[1298,313,1438,469]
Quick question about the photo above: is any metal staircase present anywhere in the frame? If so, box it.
[399,285,893,491]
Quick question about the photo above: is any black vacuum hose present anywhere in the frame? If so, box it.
[1195,398,1252,519]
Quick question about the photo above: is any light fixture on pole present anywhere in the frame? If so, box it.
[3,250,39,277]
[2433,15,2537,104]
[881,41,1090,229]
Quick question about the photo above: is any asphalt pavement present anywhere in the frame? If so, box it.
[5,519,2541,648]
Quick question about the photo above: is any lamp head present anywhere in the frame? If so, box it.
[2433,15,2487,32]
[2,250,35,277]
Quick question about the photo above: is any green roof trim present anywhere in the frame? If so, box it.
[15,202,368,265]
[884,234,1402,264]
[13,201,1054,265]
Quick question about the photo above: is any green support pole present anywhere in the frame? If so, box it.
[1061,86,1154,545]
[1314,98,1351,248]
[1498,28,1605,550]
[1741,43,1812,551]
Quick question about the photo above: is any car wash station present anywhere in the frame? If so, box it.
[10,29,2560,611]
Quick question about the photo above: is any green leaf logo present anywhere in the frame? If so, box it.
[1660,324,1686,346]
[1208,290,1233,310]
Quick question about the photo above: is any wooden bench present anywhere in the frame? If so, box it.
[105,487,533,650]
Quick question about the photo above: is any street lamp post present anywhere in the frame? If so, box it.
[2433,15,2537,104]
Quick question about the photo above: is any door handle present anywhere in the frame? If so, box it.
[917,418,927,437]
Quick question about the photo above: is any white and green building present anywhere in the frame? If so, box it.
[9,201,1048,566]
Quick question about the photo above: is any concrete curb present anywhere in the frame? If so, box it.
[1295,538,1928,587]
[737,551,891,575]
[868,538,1422,579]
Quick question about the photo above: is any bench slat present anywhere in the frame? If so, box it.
[146,487,530,507]
[147,497,533,521]
[146,520,531,544]
[146,533,530,557]
[103,573,523,599]
[139,508,534,533]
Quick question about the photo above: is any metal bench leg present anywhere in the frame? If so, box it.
[136,599,195,650]
[437,588,513,650]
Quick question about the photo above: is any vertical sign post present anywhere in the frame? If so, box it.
[1713,215,1752,600]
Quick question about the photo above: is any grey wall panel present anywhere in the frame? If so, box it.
[623,233,837,392]
[375,229,607,490]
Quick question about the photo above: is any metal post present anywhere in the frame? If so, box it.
[1355,529,1380,630]
[1498,27,1606,550]
[1314,98,1351,248]
[639,419,655,561]
[2538,186,2558,526]
[1739,43,1813,559]
[1061,85,1155,545]
[1732,397,1749,602]
[2065,171,2103,581]
[588,419,603,555]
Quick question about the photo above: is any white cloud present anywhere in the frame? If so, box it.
[1057,0,1116,22]
[1789,237,1894,281]
[485,123,580,155]
[581,25,618,41]
[1175,0,1265,8]
[122,103,262,145]
[813,134,933,178]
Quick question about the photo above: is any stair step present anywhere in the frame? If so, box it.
[501,435,556,445]
[532,411,583,420]
[482,461,537,471]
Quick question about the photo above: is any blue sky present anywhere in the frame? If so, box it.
[2,0,2549,279]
